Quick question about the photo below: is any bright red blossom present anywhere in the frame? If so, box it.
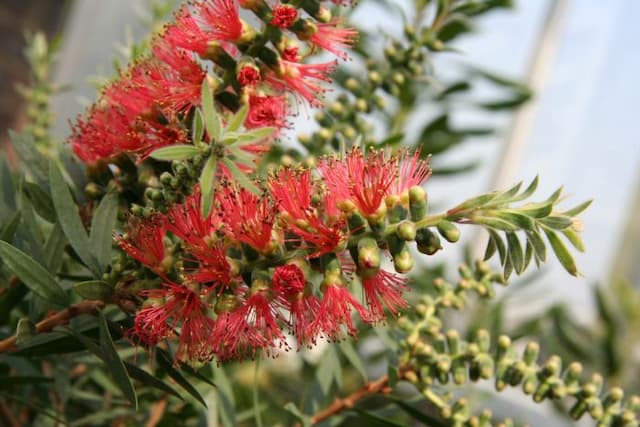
[270,5,298,28]
[237,64,261,86]
[116,216,167,277]
[196,0,243,42]
[246,93,288,130]
[267,59,337,107]
[309,20,358,60]
[361,269,409,322]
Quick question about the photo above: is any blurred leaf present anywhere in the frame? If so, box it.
[438,14,474,42]
[0,240,68,306]
[232,127,276,146]
[316,345,342,395]
[488,230,506,265]
[157,349,207,407]
[226,104,249,132]
[221,158,260,195]
[284,402,311,427]
[192,109,204,143]
[436,81,471,100]
[8,130,48,185]
[124,362,183,400]
[89,191,118,270]
[505,232,524,274]
[202,81,221,141]
[349,407,404,426]
[24,182,55,222]
[562,199,593,217]
[98,312,138,409]
[0,157,16,216]
[339,341,368,382]
[0,211,21,242]
[18,191,45,264]
[149,144,200,161]
[562,228,585,252]
[392,399,446,427]
[525,230,546,262]
[538,215,573,230]
[49,161,100,275]
[0,375,53,389]
[44,222,66,273]
[0,391,67,424]
[73,280,113,300]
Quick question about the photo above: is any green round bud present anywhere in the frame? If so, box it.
[396,221,417,241]
[393,247,413,273]
[415,227,441,255]
[437,220,460,243]
[84,182,104,199]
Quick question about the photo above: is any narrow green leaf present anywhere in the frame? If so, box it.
[349,407,404,427]
[156,349,207,407]
[524,240,534,270]
[89,192,118,270]
[24,182,56,222]
[539,215,573,230]
[192,109,204,143]
[221,158,261,196]
[483,234,497,261]
[512,175,539,202]
[73,280,113,300]
[488,230,506,265]
[505,232,524,274]
[0,241,68,306]
[98,312,137,409]
[235,127,276,144]
[0,391,68,424]
[316,346,342,395]
[44,222,66,273]
[19,190,45,264]
[228,146,256,167]
[283,402,311,427]
[149,145,200,161]
[493,210,535,230]
[226,104,249,132]
[545,187,564,204]
[0,376,53,389]
[392,399,447,427]
[471,216,519,231]
[8,130,48,184]
[338,341,368,382]
[563,228,585,252]
[517,201,553,218]
[447,192,497,216]
[503,249,514,280]
[526,230,546,262]
[199,155,218,218]
[543,229,578,276]
[496,181,523,201]
[49,161,100,275]
[0,211,21,242]
[201,80,221,140]
[562,199,593,217]
[123,363,183,400]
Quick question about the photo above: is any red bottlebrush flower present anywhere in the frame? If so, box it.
[214,288,286,359]
[166,189,218,252]
[272,264,320,346]
[218,183,276,253]
[393,150,432,194]
[311,284,368,341]
[131,283,216,363]
[237,63,261,87]
[150,41,206,112]
[162,6,211,55]
[266,59,337,107]
[318,148,396,217]
[116,216,168,276]
[70,107,131,162]
[270,168,345,257]
[189,244,233,290]
[270,5,298,28]
[360,269,409,322]
[196,0,243,42]
[246,93,289,131]
[309,20,358,60]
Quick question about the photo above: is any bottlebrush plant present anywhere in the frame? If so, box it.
[0,1,637,426]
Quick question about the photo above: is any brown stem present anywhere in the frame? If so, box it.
[309,374,392,425]
[0,300,105,353]
[145,397,168,427]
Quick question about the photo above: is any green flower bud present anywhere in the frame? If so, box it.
[393,246,413,273]
[357,237,380,270]
[396,221,417,241]
[415,227,441,255]
[437,220,460,243]
[85,182,104,199]
[409,185,428,220]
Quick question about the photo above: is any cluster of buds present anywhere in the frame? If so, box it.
[69,0,357,163]
[115,148,436,362]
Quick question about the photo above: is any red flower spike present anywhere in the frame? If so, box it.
[393,150,432,194]
[266,59,337,107]
[360,269,409,322]
[318,149,397,217]
[218,183,276,253]
[165,188,217,253]
[189,244,233,290]
[271,5,299,28]
[310,20,358,60]
[197,0,243,42]
[311,284,368,341]
[116,216,168,277]
[272,264,320,346]
[270,168,345,257]
[162,6,211,55]
[246,93,289,131]
[131,283,216,363]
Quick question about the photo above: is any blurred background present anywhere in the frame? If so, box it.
[1,0,639,425]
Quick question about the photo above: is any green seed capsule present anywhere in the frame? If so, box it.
[415,227,441,255]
